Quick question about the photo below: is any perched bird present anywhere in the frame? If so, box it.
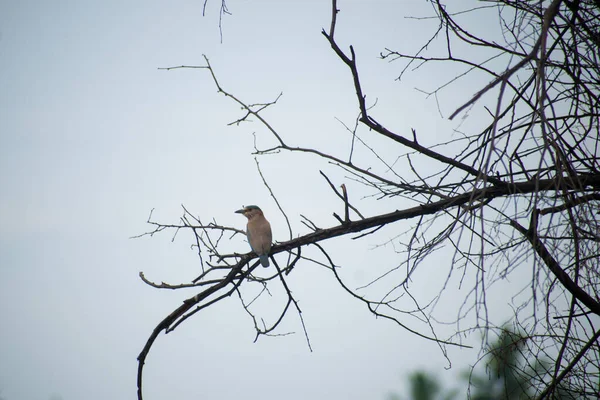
[235,205,272,267]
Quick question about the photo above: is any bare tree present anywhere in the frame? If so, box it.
[135,1,600,399]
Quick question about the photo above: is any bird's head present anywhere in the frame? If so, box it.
[235,205,263,220]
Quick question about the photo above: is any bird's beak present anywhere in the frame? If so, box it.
[235,209,245,214]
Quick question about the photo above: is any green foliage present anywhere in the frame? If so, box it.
[466,329,538,400]
[392,328,553,400]
[409,371,441,400]
[390,370,458,400]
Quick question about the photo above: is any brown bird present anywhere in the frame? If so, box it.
[235,205,272,267]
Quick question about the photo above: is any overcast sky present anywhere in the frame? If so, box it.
[0,1,522,399]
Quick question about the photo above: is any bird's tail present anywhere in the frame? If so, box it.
[259,254,270,267]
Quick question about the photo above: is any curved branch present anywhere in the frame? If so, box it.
[136,262,255,400]
[510,217,600,316]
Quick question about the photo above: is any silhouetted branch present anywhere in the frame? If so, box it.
[139,1,600,398]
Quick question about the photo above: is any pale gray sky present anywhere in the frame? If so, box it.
[1,1,521,399]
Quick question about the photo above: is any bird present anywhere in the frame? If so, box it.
[235,205,272,267]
